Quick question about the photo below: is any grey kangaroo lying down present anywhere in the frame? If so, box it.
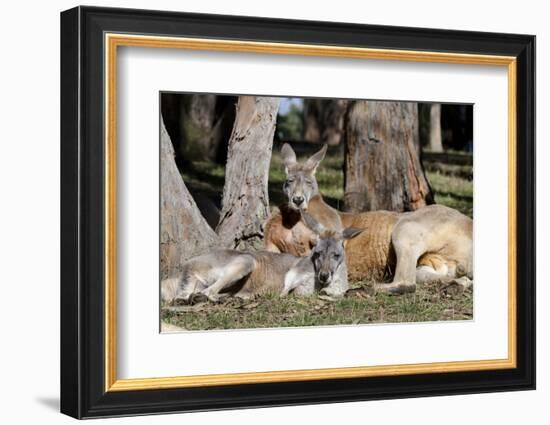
[161,214,363,304]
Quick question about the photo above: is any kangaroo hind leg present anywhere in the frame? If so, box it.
[440,276,473,297]
[201,255,256,302]
[416,255,473,297]
[415,254,450,284]
[376,232,423,295]
[175,273,208,304]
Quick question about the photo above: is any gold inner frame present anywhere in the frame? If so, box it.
[104,33,517,392]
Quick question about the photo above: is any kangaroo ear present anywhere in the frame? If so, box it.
[301,211,326,235]
[281,143,297,171]
[342,227,364,240]
[305,144,328,174]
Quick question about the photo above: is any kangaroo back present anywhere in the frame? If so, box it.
[340,210,399,281]
[240,251,299,295]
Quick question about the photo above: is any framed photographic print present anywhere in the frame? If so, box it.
[60,6,535,419]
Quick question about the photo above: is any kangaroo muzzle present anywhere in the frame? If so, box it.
[292,195,305,208]
[318,271,331,285]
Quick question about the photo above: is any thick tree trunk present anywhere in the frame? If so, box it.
[321,99,349,145]
[216,96,280,250]
[303,99,322,143]
[160,94,235,164]
[429,103,443,152]
[160,118,219,279]
[304,99,348,145]
[344,101,433,213]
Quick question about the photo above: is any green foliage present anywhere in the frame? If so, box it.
[276,104,304,141]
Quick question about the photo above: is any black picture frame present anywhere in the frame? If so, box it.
[60,5,535,419]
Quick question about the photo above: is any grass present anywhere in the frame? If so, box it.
[168,146,473,331]
[426,171,473,217]
[162,283,472,331]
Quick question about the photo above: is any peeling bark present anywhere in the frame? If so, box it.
[344,101,433,213]
[160,118,219,279]
[216,96,280,250]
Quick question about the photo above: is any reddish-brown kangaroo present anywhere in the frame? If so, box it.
[264,144,473,294]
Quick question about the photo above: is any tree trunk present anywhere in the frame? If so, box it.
[304,99,348,145]
[186,94,218,156]
[344,101,433,213]
[303,99,322,143]
[216,96,280,250]
[160,118,219,279]
[321,99,349,145]
[429,103,443,152]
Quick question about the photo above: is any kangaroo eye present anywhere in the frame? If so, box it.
[304,179,313,186]
[286,178,295,183]
[332,253,341,260]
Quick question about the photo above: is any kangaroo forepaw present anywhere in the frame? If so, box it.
[320,287,345,298]
[345,287,374,298]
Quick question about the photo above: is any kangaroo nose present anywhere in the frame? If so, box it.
[319,272,330,283]
[293,196,304,206]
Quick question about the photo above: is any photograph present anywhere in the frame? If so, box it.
[57,4,535,419]
[160,93,474,331]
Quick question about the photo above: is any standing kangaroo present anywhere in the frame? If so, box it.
[162,214,362,304]
[264,143,473,295]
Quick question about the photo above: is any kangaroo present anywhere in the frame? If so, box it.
[264,143,473,295]
[264,144,342,256]
[162,216,362,304]
[282,213,363,297]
